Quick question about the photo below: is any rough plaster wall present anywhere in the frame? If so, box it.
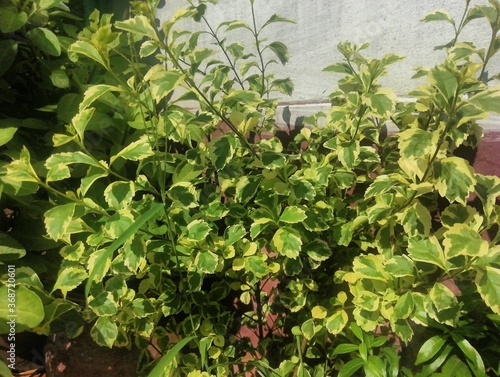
[157,0,500,101]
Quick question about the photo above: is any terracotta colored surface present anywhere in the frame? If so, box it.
[474,132,500,177]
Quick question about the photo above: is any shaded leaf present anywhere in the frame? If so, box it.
[28,27,61,56]
[91,317,118,348]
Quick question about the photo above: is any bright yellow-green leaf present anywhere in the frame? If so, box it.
[363,88,397,117]
[429,282,457,313]
[104,181,135,209]
[443,223,489,258]
[475,266,500,315]
[467,85,500,113]
[279,206,307,224]
[271,227,302,259]
[311,305,327,319]
[398,129,438,158]
[352,254,388,281]
[115,15,158,40]
[402,201,432,236]
[408,236,447,270]
[435,157,476,205]
[168,182,198,208]
[110,135,155,165]
[44,203,77,241]
[186,219,211,242]
[52,266,88,298]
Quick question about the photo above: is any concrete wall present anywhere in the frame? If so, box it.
[157,1,500,176]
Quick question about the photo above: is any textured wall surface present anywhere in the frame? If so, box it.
[157,0,500,100]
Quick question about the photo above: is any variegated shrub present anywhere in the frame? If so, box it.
[1,0,500,376]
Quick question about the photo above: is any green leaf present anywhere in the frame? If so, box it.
[85,202,163,297]
[0,122,18,147]
[79,85,121,111]
[45,151,101,182]
[363,88,397,117]
[60,242,85,262]
[90,317,118,348]
[186,219,211,242]
[150,71,184,102]
[467,85,500,113]
[272,77,294,95]
[271,227,302,259]
[172,160,204,184]
[338,358,364,377]
[88,291,118,316]
[394,292,414,320]
[50,69,70,88]
[245,255,269,278]
[110,135,155,165]
[475,266,500,315]
[338,141,360,168]
[279,206,307,224]
[0,232,26,262]
[364,355,386,377]
[429,282,457,312]
[267,41,289,65]
[220,20,251,32]
[235,175,262,203]
[0,7,28,33]
[443,224,488,258]
[195,250,219,274]
[261,13,296,30]
[304,240,331,262]
[434,157,476,205]
[168,182,198,208]
[0,359,13,377]
[0,285,44,333]
[415,335,449,365]
[0,40,18,77]
[224,224,246,246]
[28,27,61,56]
[52,266,88,298]
[429,65,458,103]
[402,201,432,236]
[261,151,286,169]
[115,15,158,40]
[148,337,195,377]
[385,256,415,277]
[407,236,446,269]
[104,181,135,209]
[72,108,95,142]
[139,40,158,57]
[324,62,352,74]
[81,165,108,195]
[421,9,455,25]
[325,309,349,335]
[68,40,107,67]
[44,203,76,241]
[450,333,486,376]
[332,343,359,355]
[398,129,438,158]
[209,135,237,170]
[225,90,262,105]
[353,254,388,281]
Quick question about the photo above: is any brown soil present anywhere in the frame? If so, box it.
[44,327,141,377]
